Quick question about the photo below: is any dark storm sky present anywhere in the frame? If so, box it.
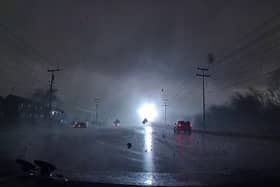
[1,0,280,123]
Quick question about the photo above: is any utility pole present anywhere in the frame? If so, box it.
[95,98,100,124]
[47,69,60,114]
[196,67,210,130]
[161,88,168,125]
[162,99,168,125]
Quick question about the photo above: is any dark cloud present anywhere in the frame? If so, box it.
[0,0,280,122]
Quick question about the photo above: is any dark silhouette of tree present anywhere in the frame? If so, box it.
[195,87,280,132]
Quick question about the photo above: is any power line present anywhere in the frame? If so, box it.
[206,31,280,94]
[207,67,280,96]
[219,40,280,87]
[214,36,280,73]
[215,23,280,65]
[187,22,280,98]
[170,12,280,102]
[213,11,280,65]
[237,12,280,43]
[171,13,280,105]
[205,38,280,95]
[212,48,279,86]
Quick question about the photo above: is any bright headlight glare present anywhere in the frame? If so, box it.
[137,103,158,122]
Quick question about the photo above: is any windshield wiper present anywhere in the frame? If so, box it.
[16,159,68,182]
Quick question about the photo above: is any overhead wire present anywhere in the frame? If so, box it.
[208,37,280,92]
[175,11,280,99]
[214,23,280,65]
[205,10,280,93]
[213,10,280,65]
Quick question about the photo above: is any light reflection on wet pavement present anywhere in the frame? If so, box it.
[1,124,280,185]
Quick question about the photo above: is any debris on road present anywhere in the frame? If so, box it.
[142,118,148,124]
[127,143,132,149]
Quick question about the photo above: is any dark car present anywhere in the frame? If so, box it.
[72,122,88,128]
[174,121,192,134]
[113,119,120,127]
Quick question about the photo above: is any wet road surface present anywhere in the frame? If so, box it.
[0,124,280,177]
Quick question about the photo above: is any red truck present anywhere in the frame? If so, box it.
[174,121,192,134]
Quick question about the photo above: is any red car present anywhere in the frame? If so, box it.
[72,122,88,128]
[174,121,192,134]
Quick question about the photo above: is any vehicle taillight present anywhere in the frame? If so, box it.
[178,123,181,127]
[189,123,192,128]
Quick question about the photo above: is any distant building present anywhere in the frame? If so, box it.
[50,108,66,123]
[3,95,47,121]
[3,94,65,123]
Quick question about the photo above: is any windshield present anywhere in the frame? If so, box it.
[1,0,280,186]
